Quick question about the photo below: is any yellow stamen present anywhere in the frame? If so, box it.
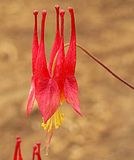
[41,108,64,132]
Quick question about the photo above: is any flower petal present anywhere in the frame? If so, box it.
[49,5,61,75]
[26,78,35,115]
[35,10,50,80]
[35,78,60,122]
[32,10,39,74]
[64,8,81,115]
[53,10,65,92]
[65,7,76,76]
[53,39,65,90]
[64,76,82,115]
[26,11,38,116]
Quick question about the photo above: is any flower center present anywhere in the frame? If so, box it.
[41,108,64,132]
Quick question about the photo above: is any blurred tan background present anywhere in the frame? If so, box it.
[0,0,134,160]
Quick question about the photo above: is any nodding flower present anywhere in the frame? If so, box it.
[26,5,81,154]
[13,137,23,160]
[32,143,41,160]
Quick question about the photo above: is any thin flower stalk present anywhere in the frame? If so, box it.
[64,43,134,90]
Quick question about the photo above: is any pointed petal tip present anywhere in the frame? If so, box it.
[55,4,60,10]
[60,9,65,16]
[42,118,47,124]
[33,10,39,16]
[42,10,47,16]
[78,110,83,117]
[42,116,50,124]
[74,107,83,117]
[42,111,55,123]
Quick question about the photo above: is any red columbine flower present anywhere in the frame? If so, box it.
[64,7,81,115]
[13,137,23,160]
[26,10,38,115]
[26,5,81,152]
[32,143,41,160]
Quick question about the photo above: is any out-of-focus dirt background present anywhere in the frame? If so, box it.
[0,0,134,160]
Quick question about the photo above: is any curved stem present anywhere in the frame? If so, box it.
[65,43,134,90]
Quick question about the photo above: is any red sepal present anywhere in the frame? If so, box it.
[35,10,50,80]
[64,75,81,115]
[53,10,65,95]
[64,8,81,115]
[35,78,60,122]
[49,5,61,75]
[65,7,76,76]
